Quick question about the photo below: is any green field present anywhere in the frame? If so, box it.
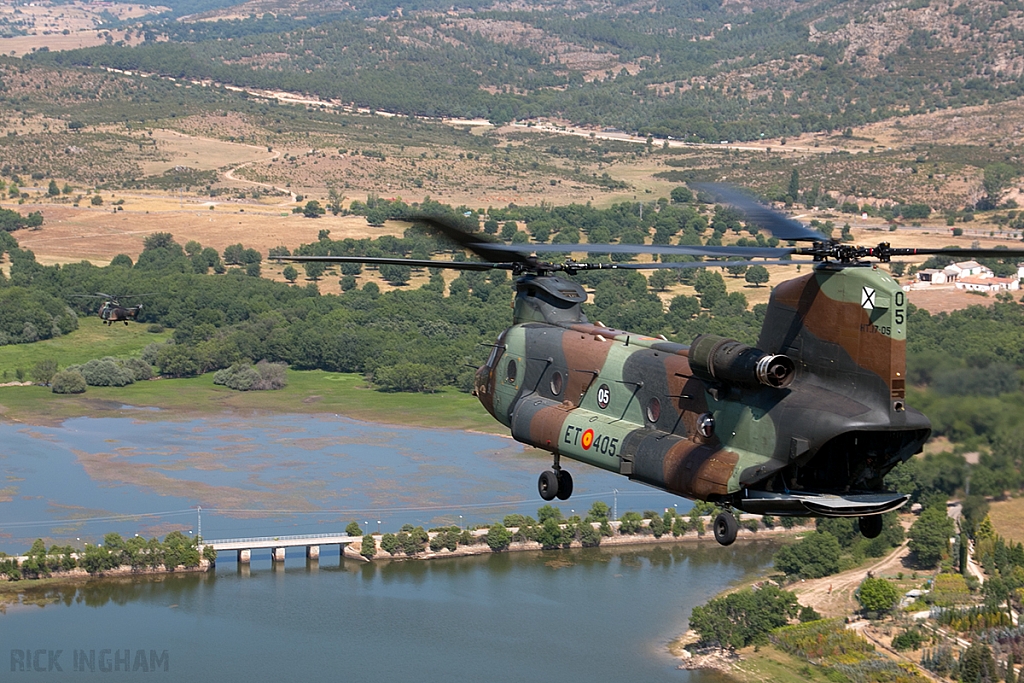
[0,317,171,380]
[0,369,501,432]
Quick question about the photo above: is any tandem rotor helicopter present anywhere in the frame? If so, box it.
[280,185,1024,546]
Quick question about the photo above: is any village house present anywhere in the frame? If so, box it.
[916,269,948,284]
[916,260,995,285]
[955,276,1020,293]
[942,260,991,280]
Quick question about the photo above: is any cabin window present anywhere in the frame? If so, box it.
[505,359,518,384]
[646,397,661,423]
[550,371,563,396]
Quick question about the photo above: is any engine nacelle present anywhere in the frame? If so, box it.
[689,334,795,389]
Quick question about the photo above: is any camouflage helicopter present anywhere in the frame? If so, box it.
[280,187,1024,546]
[75,293,146,326]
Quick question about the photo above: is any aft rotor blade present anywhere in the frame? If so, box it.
[483,242,795,259]
[275,255,510,271]
[886,247,1024,259]
[592,259,809,270]
[695,183,827,243]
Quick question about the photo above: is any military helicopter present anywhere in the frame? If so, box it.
[75,293,146,325]
[279,186,1024,546]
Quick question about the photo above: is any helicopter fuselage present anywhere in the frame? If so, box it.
[473,265,931,518]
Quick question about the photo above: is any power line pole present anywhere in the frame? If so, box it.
[612,489,618,522]
[197,506,202,541]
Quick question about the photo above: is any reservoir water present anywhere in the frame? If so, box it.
[1,414,776,680]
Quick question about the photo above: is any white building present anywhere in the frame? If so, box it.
[916,269,948,284]
[955,276,1020,293]
[943,260,992,280]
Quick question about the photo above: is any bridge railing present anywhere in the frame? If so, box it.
[204,533,357,545]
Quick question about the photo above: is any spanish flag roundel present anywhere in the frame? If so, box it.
[581,429,595,450]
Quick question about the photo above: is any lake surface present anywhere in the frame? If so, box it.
[6,543,774,682]
[1,413,776,681]
[0,414,700,551]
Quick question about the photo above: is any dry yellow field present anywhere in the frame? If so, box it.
[988,497,1024,544]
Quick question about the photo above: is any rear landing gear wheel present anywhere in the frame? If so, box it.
[555,469,573,501]
[859,515,883,539]
[538,470,559,501]
[713,511,739,546]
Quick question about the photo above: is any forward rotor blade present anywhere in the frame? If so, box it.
[407,214,528,264]
[275,255,509,271]
[483,242,795,259]
[695,183,826,243]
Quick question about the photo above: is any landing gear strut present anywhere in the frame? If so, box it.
[713,510,739,546]
[858,515,883,539]
[537,454,573,502]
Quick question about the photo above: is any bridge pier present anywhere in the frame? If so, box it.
[306,545,319,560]
[237,549,251,564]
[272,547,286,562]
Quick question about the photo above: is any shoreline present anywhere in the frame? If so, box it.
[349,519,800,563]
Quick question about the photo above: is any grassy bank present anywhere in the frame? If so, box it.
[0,369,500,432]
[0,317,171,375]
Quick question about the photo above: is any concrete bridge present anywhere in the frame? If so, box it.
[204,533,361,564]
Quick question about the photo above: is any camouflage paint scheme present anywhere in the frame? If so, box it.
[474,264,931,516]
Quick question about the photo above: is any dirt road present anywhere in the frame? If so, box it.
[793,541,913,617]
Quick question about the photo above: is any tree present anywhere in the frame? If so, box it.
[585,501,610,523]
[379,263,412,285]
[346,521,363,537]
[380,533,400,555]
[536,518,566,549]
[486,523,512,551]
[47,180,60,197]
[745,265,769,287]
[689,584,799,649]
[788,169,800,202]
[909,505,955,568]
[726,261,748,278]
[648,269,675,291]
[619,511,643,535]
[360,534,377,559]
[303,261,326,281]
[223,244,245,265]
[90,194,103,206]
[774,532,841,578]
[857,577,900,614]
[671,186,693,204]
[302,200,325,218]
[31,359,58,385]
[960,642,997,683]
[283,265,299,283]
[694,269,727,309]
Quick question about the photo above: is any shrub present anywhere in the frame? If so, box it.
[213,361,287,391]
[373,363,443,393]
[891,628,925,651]
[70,358,135,387]
[51,369,86,394]
[360,534,377,559]
[486,523,512,551]
[123,357,153,381]
[857,577,900,613]
[380,533,400,555]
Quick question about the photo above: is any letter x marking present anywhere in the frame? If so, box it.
[861,286,875,310]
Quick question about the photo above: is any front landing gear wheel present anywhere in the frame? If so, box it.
[538,470,559,501]
[555,470,573,501]
[713,511,739,546]
[859,515,883,539]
